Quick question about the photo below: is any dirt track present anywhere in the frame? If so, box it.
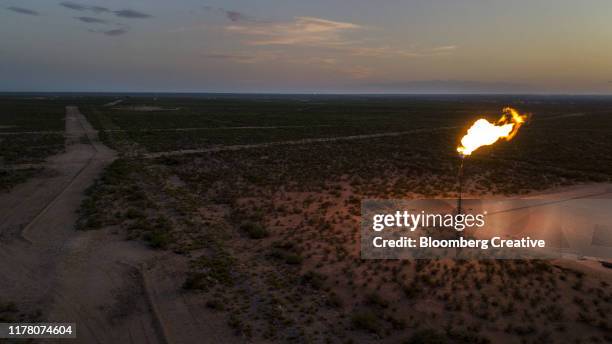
[0,106,238,344]
[144,125,459,159]
[0,107,164,343]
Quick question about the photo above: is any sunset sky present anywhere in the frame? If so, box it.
[2,0,612,93]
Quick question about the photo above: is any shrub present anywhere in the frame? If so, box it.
[206,299,225,311]
[301,271,327,290]
[365,292,389,309]
[186,253,235,290]
[240,221,269,239]
[182,272,207,290]
[350,309,379,333]
[269,246,303,265]
[144,230,172,249]
[405,329,446,344]
[326,292,343,308]
[0,302,17,313]
[125,208,145,220]
[283,252,303,265]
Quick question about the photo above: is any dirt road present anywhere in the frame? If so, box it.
[0,107,164,343]
[144,125,459,159]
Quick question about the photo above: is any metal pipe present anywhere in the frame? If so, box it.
[457,155,465,214]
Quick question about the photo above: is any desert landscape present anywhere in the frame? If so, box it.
[1,94,611,343]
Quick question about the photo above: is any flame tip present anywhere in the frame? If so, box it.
[456,107,527,156]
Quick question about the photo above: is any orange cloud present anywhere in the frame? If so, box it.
[226,16,361,46]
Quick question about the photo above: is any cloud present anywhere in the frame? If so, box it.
[60,2,86,10]
[226,16,361,46]
[113,9,151,19]
[6,6,39,16]
[60,2,151,19]
[75,16,108,24]
[88,27,129,36]
[203,52,278,64]
[203,6,253,23]
[61,2,150,35]
[226,11,248,22]
[207,15,453,79]
[224,16,456,59]
[170,7,253,33]
[431,45,457,52]
[103,28,128,36]
[204,53,256,62]
[60,2,109,13]
[344,45,457,58]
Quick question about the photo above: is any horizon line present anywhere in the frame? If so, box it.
[2,91,612,97]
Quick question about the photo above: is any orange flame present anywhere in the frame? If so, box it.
[457,107,528,156]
